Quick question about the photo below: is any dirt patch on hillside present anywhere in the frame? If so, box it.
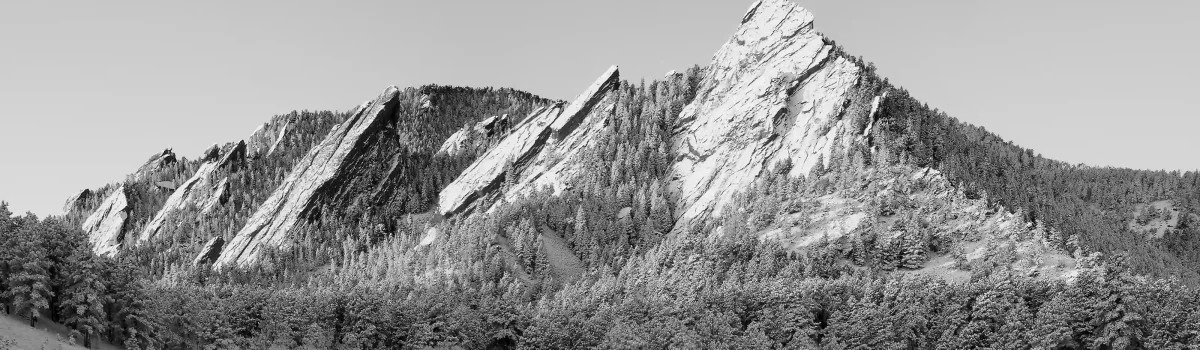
[539,225,585,283]
[1129,200,1179,239]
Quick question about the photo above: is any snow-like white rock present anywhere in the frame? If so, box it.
[435,114,513,157]
[667,0,863,231]
[62,189,92,215]
[81,187,129,256]
[437,104,562,216]
[437,66,620,217]
[214,86,402,269]
[247,117,291,157]
[138,141,245,244]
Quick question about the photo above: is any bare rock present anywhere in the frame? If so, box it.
[247,117,291,158]
[131,149,178,181]
[202,178,231,214]
[437,104,563,216]
[438,66,620,216]
[668,0,864,231]
[62,189,92,215]
[214,86,402,269]
[139,141,246,244]
[435,114,514,158]
[192,236,224,266]
[81,187,130,256]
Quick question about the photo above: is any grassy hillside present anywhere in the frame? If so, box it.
[0,313,119,350]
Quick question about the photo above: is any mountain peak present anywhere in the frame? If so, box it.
[668,0,863,230]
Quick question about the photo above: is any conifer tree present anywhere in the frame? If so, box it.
[4,220,53,327]
[59,244,108,348]
[901,231,927,269]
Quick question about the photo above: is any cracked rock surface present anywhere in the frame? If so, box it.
[668,0,863,231]
[139,141,246,244]
[438,66,619,217]
[81,187,130,257]
[214,87,402,269]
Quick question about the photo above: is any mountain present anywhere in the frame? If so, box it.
[2,0,1199,348]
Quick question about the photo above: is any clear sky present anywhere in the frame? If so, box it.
[1,0,1197,216]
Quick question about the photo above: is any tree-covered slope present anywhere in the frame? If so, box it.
[1,0,1198,348]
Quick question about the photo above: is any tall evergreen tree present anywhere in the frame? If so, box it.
[59,243,109,349]
[4,219,53,327]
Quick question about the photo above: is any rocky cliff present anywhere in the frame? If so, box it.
[212,87,402,269]
[81,187,130,256]
[131,149,178,182]
[438,66,619,217]
[247,116,291,158]
[62,189,92,215]
[436,113,513,158]
[667,0,871,231]
[138,141,246,244]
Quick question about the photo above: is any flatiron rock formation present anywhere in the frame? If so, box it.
[212,87,402,269]
[81,186,130,256]
[438,66,619,216]
[667,0,871,230]
[138,141,246,244]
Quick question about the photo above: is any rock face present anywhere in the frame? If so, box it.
[192,236,224,266]
[213,87,402,269]
[435,114,513,157]
[247,117,291,157]
[438,66,620,216]
[132,149,178,181]
[667,0,864,230]
[62,189,92,215]
[81,187,130,256]
[139,141,246,244]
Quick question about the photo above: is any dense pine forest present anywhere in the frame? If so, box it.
[3,58,1200,349]
[4,0,1200,346]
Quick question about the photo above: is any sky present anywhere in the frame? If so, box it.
[1,0,1197,216]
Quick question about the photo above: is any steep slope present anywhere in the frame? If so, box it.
[667,0,868,231]
[435,113,513,158]
[62,189,92,214]
[438,66,619,216]
[247,116,291,158]
[80,186,129,256]
[213,87,403,269]
[138,141,246,244]
[211,85,551,268]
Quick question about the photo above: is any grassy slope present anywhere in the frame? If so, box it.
[0,313,119,350]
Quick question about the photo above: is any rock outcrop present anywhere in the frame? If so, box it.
[667,0,864,230]
[131,149,178,181]
[247,117,291,157]
[438,66,620,216]
[81,187,130,256]
[139,141,246,244]
[435,114,513,157]
[213,87,402,269]
[62,189,92,215]
[192,236,224,266]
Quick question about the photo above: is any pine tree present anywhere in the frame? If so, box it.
[4,222,53,327]
[901,231,927,269]
[0,202,13,315]
[59,244,108,349]
[105,262,157,349]
[573,206,589,242]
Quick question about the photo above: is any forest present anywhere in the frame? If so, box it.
[1,51,1199,349]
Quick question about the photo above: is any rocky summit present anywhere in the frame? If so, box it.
[16,0,1199,348]
[668,0,868,231]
